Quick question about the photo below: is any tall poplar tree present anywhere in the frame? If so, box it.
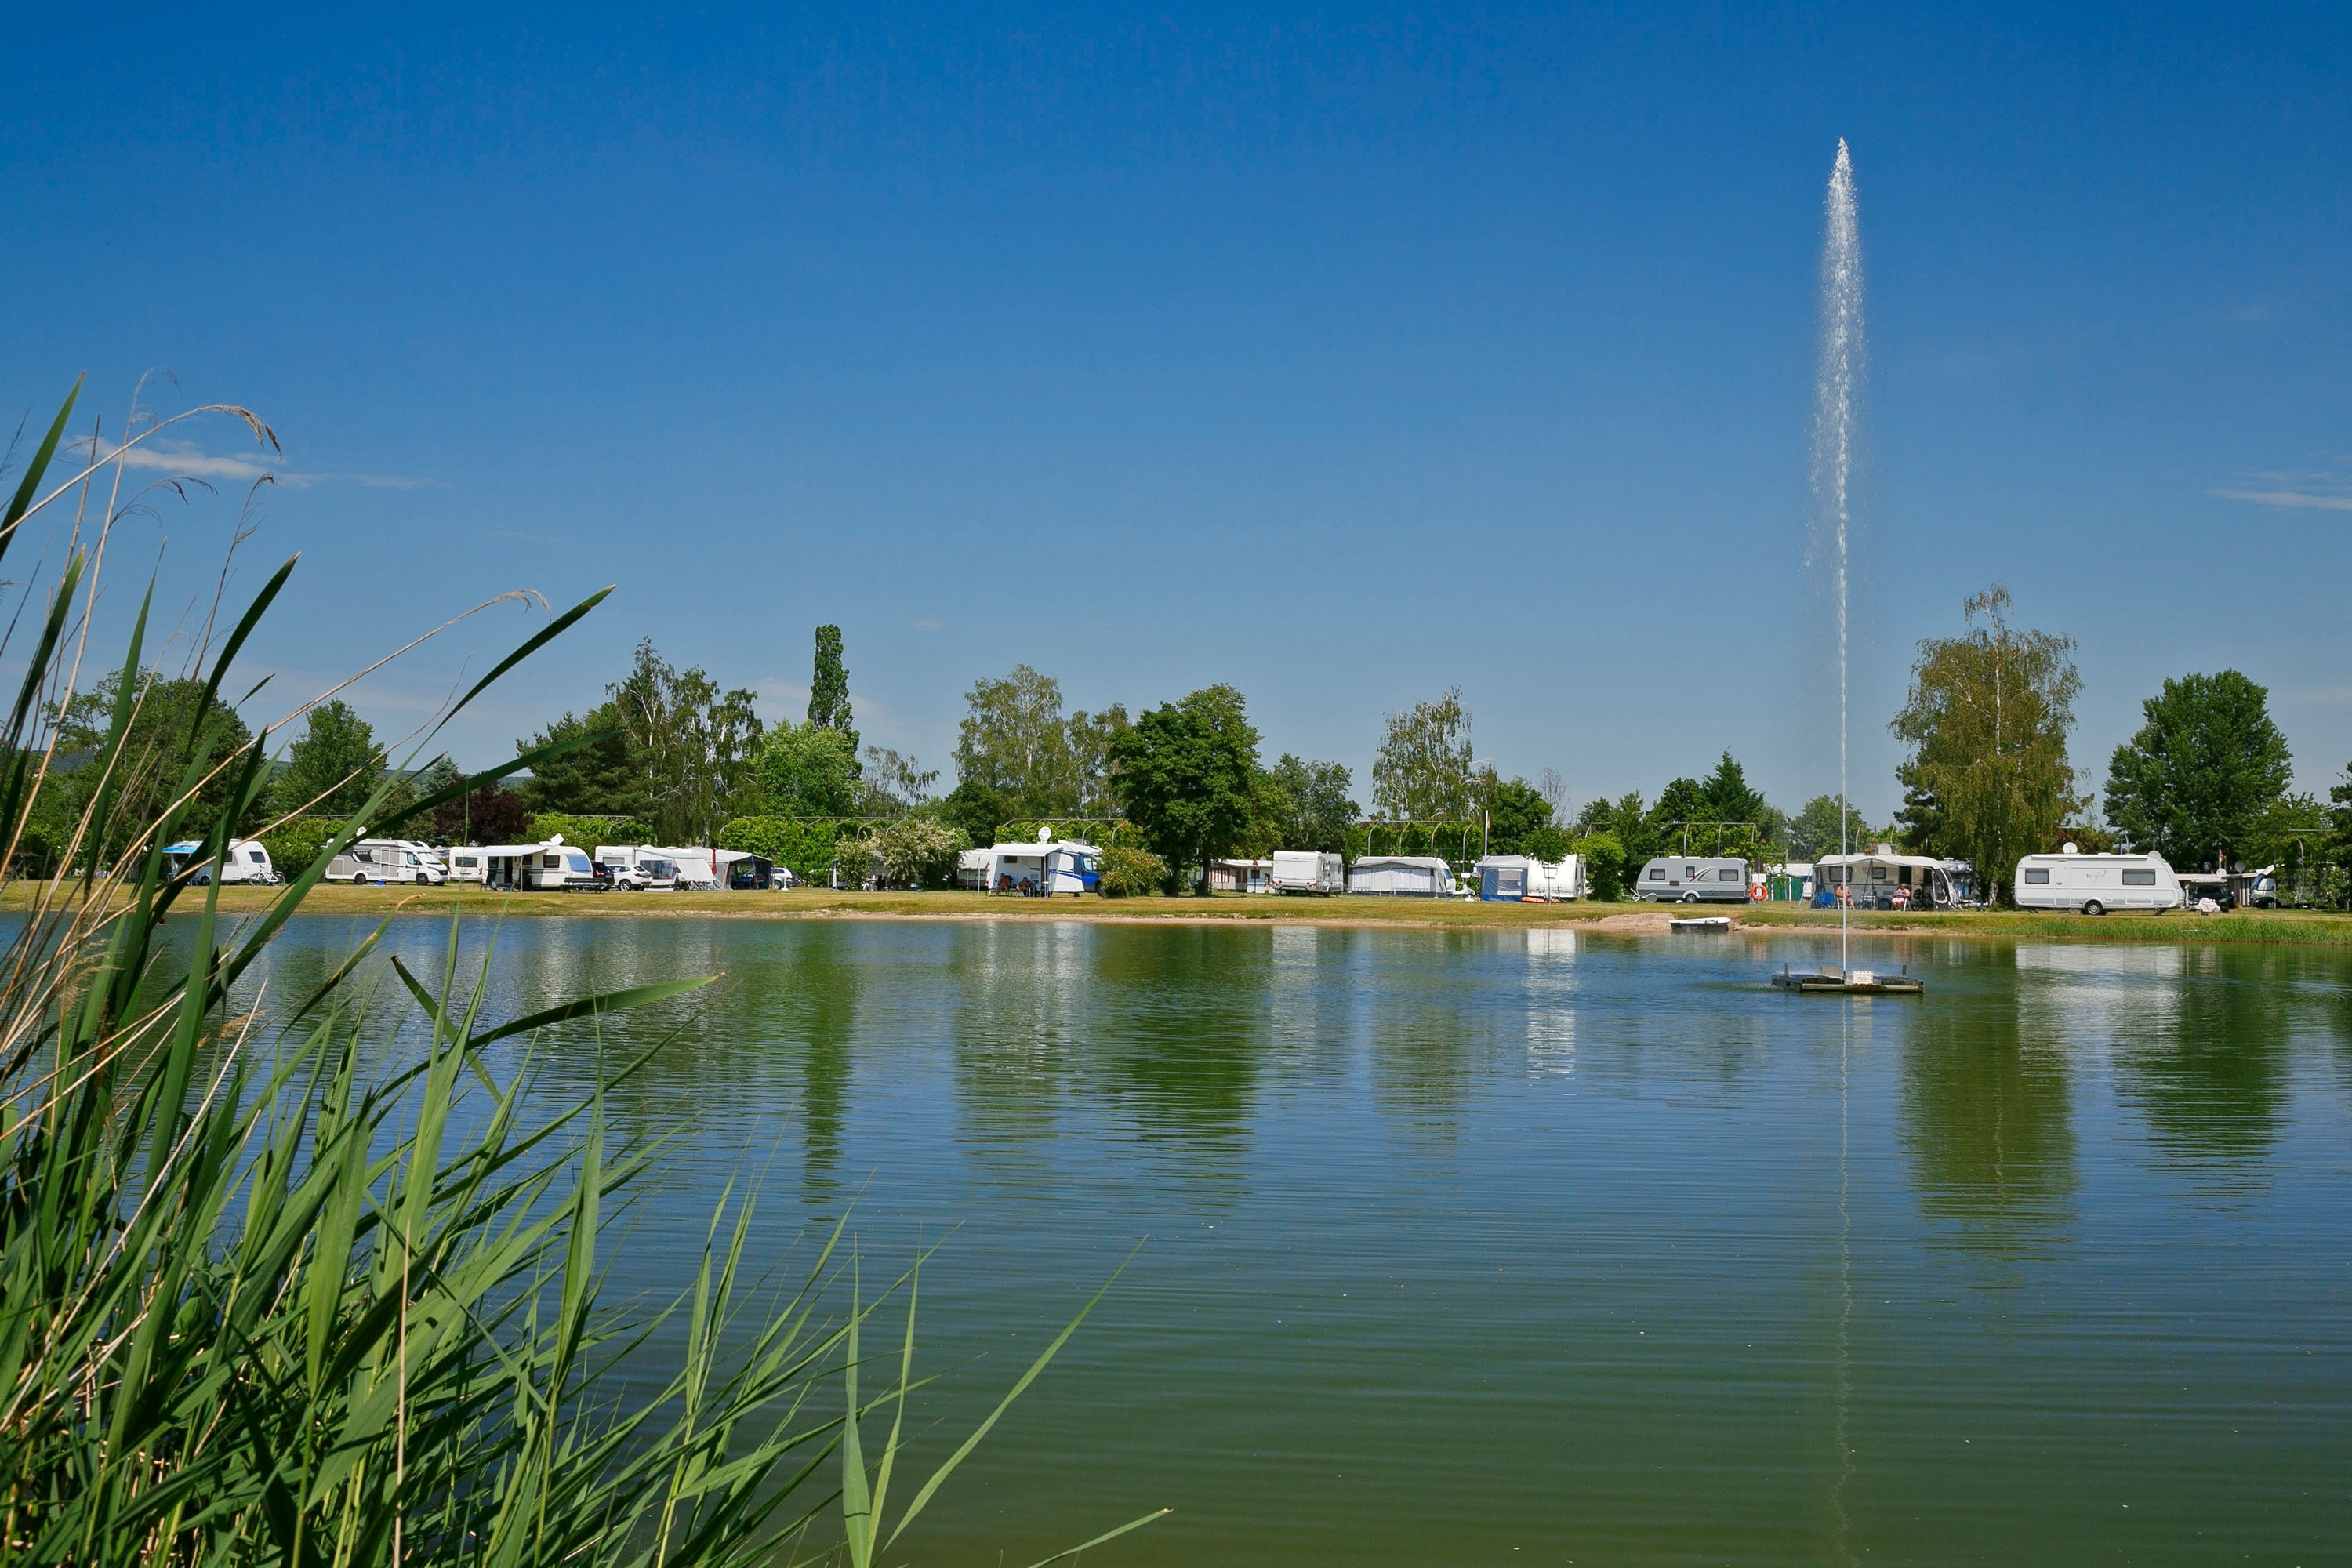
[807,626,858,758]
[1889,585,2084,904]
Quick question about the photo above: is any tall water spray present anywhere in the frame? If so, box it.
[1812,140,1864,971]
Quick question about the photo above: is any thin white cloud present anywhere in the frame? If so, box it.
[2211,487,2352,512]
[67,435,429,492]
[2211,464,2352,512]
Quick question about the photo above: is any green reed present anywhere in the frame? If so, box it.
[0,381,1161,1566]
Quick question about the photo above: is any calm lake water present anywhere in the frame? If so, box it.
[250,914,2351,1566]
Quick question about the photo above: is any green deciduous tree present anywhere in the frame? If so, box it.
[1889,585,2085,904]
[49,671,258,862]
[1370,688,1474,821]
[1788,793,1874,861]
[1261,755,1359,855]
[760,723,861,817]
[860,746,939,814]
[1110,684,1262,893]
[953,664,1081,818]
[2103,669,2293,871]
[611,639,766,844]
[1477,774,1552,855]
[272,699,380,819]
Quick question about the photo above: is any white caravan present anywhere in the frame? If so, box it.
[160,839,278,885]
[1814,849,1962,910]
[1348,855,1455,897]
[328,839,448,885]
[1634,856,1751,904]
[597,844,681,891]
[1271,850,1345,895]
[2013,846,2183,915]
[1477,854,1585,902]
[973,839,1099,897]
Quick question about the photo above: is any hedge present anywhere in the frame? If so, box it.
[991,818,1141,849]
[718,816,845,884]
[527,813,652,851]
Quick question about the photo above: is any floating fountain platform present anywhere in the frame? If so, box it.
[1770,963,1924,996]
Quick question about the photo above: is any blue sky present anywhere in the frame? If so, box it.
[5,3,2348,819]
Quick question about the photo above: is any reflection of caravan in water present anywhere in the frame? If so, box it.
[1634,856,1750,903]
[2013,845,2183,915]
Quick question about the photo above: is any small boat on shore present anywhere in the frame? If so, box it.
[1770,963,1924,996]
[1668,915,1732,933]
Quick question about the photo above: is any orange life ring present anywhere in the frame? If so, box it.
[1748,884,1766,902]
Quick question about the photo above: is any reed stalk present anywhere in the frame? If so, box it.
[0,382,1160,1566]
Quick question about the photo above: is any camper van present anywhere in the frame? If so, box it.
[1477,854,1586,902]
[160,839,278,885]
[2013,846,2183,914]
[1271,850,1345,895]
[597,844,680,891]
[1634,856,1751,903]
[328,839,448,885]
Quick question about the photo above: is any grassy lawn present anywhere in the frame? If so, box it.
[20,880,2352,942]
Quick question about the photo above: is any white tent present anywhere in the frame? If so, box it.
[1348,855,1454,897]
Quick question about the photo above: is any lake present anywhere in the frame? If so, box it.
[251,914,2352,1566]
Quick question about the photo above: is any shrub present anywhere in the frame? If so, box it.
[1095,843,1169,897]
[1575,830,1628,900]
[875,815,968,887]
[257,814,339,873]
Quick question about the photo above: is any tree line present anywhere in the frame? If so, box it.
[28,590,2351,904]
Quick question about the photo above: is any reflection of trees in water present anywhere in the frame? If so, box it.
[1898,952,2078,1265]
[1080,926,1269,1154]
[2114,946,2293,1169]
[771,925,862,1200]
[1365,932,1518,1144]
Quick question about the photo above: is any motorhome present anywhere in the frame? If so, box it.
[160,839,278,885]
[1813,849,1962,910]
[2013,846,2183,914]
[1271,849,1345,895]
[328,839,448,885]
[1347,856,1455,897]
[1634,856,1751,903]
[1476,854,1586,902]
[597,844,681,891]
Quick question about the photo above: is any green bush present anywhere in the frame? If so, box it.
[1094,843,1168,897]
[1575,830,1629,900]
[874,816,968,887]
[257,815,339,873]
